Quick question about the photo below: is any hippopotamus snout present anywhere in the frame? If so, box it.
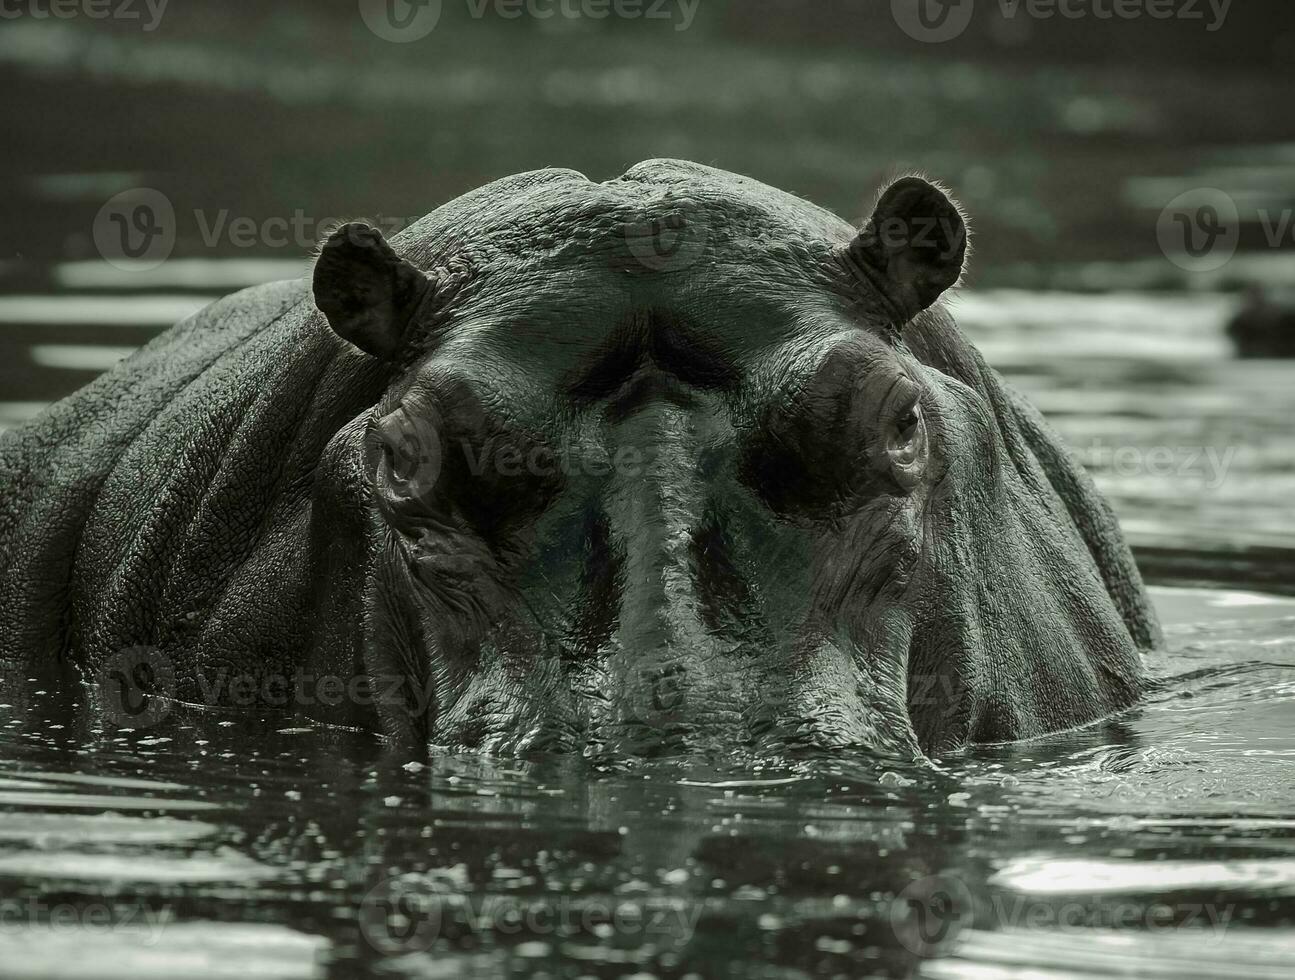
[358,312,951,757]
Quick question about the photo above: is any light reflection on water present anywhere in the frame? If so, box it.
[2,283,1295,976]
[0,590,1291,978]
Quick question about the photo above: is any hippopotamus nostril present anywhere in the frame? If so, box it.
[657,664,689,710]
[687,509,767,639]
[604,369,700,424]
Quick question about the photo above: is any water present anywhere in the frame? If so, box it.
[2,273,1295,977]
[0,588,1293,978]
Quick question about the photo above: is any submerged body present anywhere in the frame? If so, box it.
[1227,288,1295,359]
[0,160,1159,757]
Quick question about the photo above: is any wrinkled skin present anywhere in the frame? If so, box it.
[0,160,1159,759]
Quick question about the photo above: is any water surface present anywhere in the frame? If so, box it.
[1,586,1293,978]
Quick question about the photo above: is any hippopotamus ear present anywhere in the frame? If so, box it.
[845,177,967,324]
[312,222,435,359]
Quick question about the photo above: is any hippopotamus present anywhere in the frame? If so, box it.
[1226,286,1295,359]
[0,160,1160,758]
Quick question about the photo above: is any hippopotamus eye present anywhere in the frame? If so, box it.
[893,407,921,444]
[370,396,445,501]
[369,398,564,546]
[884,398,927,487]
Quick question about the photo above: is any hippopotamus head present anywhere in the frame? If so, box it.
[309,160,1155,758]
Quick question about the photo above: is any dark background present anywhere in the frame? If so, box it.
[2,0,1294,285]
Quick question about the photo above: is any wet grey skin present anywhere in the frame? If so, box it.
[0,160,1160,759]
